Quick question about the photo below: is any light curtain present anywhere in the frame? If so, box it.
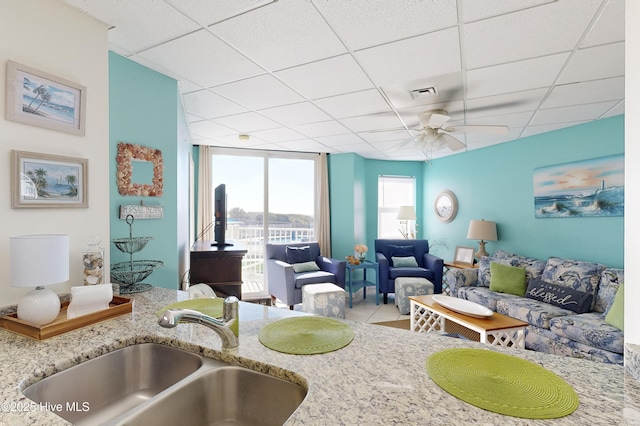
[197,145,213,241]
[315,152,331,256]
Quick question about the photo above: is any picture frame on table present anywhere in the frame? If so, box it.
[453,246,475,266]
[5,60,86,136]
[11,150,88,208]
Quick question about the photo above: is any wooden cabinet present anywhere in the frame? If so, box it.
[189,240,247,299]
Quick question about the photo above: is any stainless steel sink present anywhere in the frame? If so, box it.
[116,366,307,426]
[23,343,207,425]
[23,343,307,426]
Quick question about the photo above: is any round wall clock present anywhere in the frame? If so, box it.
[434,190,458,223]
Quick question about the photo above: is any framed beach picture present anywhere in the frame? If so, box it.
[11,150,88,208]
[5,60,86,136]
[533,154,624,218]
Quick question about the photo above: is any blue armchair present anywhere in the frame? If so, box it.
[375,239,444,304]
[266,242,346,309]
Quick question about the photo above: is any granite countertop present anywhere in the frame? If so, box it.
[1,287,640,425]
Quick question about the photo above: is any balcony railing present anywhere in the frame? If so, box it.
[227,224,314,296]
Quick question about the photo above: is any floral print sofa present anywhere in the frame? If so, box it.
[446,250,624,364]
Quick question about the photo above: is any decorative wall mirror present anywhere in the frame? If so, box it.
[434,190,458,223]
[116,142,164,197]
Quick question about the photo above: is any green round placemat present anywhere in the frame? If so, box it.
[427,348,579,419]
[259,316,354,355]
[156,298,223,318]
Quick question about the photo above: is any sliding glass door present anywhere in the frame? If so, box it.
[211,149,316,299]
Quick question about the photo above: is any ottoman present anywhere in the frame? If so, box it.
[395,277,434,315]
[302,283,346,319]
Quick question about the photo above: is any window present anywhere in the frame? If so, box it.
[378,175,415,238]
[211,148,316,298]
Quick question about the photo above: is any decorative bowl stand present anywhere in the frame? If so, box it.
[111,215,163,294]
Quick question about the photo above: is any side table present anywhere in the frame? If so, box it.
[345,260,379,308]
[443,261,478,296]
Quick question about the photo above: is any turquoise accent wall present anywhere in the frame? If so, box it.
[422,116,624,267]
[109,52,180,289]
[329,153,424,262]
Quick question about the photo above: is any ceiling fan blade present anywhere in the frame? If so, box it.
[428,113,451,128]
[388,138,414,152]
[440,133,466,151]
[443,125,509,135]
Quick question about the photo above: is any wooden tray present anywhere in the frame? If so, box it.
[0,296,133,340]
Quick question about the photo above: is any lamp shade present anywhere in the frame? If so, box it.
[397,206,416,221]
[10,234,70,288]
[466,220,497,241]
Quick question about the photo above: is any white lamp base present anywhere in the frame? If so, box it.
[474,240,489,260]
[17,287,61,326]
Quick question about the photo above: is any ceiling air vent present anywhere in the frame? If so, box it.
[409,86,438,100]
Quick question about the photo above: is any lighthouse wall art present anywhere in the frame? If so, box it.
[533,153,624,218]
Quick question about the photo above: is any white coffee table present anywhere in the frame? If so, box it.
[409,295,527,349]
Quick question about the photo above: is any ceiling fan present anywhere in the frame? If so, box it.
[392,109,509,159]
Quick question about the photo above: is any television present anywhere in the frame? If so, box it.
[213,184,232,247]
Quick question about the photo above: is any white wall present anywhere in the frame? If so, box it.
[625,0,639,346]
[0,0,110,306]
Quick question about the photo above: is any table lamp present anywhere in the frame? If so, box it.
[10,234,69,325]
[397,205,416,239]
[466,220,497,259]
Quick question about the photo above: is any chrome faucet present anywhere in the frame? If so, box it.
[158,296,239,349]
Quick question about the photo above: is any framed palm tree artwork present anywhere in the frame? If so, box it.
[5,60,86,136]
[11,150,88,208]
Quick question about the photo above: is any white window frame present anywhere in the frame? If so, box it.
[377,175,416,238]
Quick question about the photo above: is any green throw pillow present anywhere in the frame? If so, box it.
[391,256,419,267]
[292,261,320,273]
[605,283,624,331]
[489,262,527,296]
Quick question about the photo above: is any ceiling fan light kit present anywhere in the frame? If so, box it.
[389,109,510,162]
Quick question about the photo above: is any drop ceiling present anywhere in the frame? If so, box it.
[62,0,624,161]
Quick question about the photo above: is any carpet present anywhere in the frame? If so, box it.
[427,348,579,419]
[372,319,410,330]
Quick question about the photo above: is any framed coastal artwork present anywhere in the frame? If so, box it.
[11,150,88,208]
[5,60,86,136]
[533,154,623,218]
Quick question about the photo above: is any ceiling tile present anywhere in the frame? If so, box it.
[312,0,457,50]
[259,102,332,126]
[558,42,624,84]
[209,133,269,147]
[354,27,462,87]
[531,101,619,126]
[212,74,304,110]
[602,101,624,118]
[212,112,280,133]
[543,77,625,109]
[169,0,276,26]
[581,0,625,47]
[314,133,366,147]
[459,111,536,130]
[189,120,237,139]
[381,73,464,110]
[137,29,265,87]
[210,0,347,71]
[183,90,248,119]
[461,0,555,22]
[339,112,406,133]
[465,88,548,118]
[275,139,335,152]
[64,0,199,52]
[358,130,413,143]
[466,53,569,99]
[274,55,374,99]
[292,121,351,138]
[314,89,392,119]
[522,121,590,138]
[250,127,306,143]
[464,0,602,69]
